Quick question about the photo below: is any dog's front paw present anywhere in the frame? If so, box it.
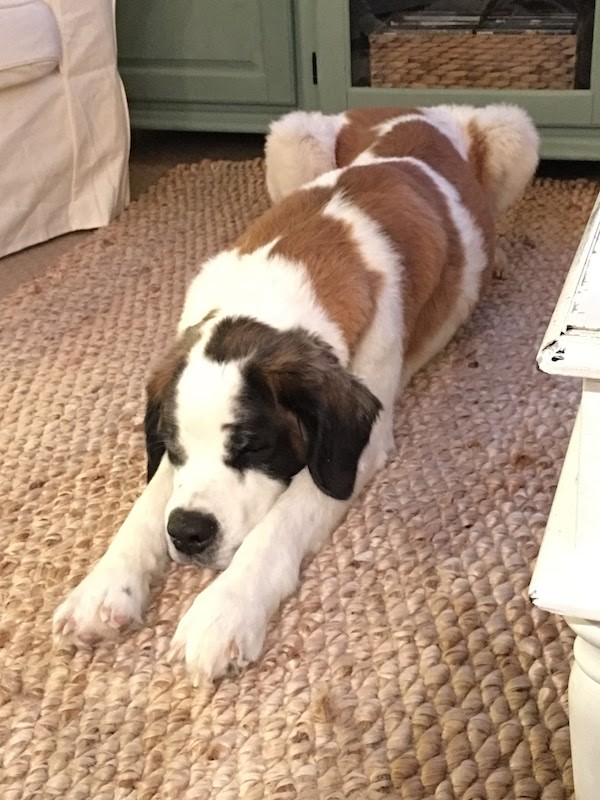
[53,561,147,646]
[169,578,267,684]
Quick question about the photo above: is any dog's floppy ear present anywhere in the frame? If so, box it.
[247,330,381,500]
[143,389,165,483]
[291,369,381,500]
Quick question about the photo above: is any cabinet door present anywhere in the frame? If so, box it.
[116,0,296,106]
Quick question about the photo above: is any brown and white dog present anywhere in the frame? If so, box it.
[53,105,539,682]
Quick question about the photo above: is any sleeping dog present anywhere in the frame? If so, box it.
[53,104,539,682]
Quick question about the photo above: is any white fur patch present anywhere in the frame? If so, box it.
[265,110,347,202]
[302,166,348,190]
[322,191,398,280]
[167,356,289,569]
[376,113,425,137]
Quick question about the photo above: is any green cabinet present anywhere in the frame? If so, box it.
[316,0,600,160]
[116,0,299,131]
[116,0,600,158]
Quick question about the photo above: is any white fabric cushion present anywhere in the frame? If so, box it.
[0,0,130,257]
[0,0,61,90]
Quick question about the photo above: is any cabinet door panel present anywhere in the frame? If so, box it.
[117,0,295,105]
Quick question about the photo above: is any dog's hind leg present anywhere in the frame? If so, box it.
[53,454,172,645]
[264,111,346,203]
[431,104,539,216]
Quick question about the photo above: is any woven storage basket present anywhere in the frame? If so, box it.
[369,29,577,90]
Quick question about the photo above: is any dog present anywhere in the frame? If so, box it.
[53,104,539,682]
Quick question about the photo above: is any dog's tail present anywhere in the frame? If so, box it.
[436,104,540,215]
[264,111,346,203]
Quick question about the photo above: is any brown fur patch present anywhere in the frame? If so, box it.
[272,217,383,356]
[204,317,308,466]
[146,327,198,402]
[248,327,345,399]
[339,113,496,358]
[466,119,491,197]
[334,161,463,362]
[205,315,276,363]
[336,107,422,166]
[237,188,382,354]
[372,118,495,263]
[237,187,331,254]
[281,405,306,464]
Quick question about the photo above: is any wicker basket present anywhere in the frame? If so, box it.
[369,30,577,90]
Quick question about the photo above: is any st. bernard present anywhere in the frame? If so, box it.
[53,104,539,682]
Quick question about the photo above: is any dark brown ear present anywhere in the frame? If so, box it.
[246,330,381,500]
[143,391,165,483]
[144,362,174,483]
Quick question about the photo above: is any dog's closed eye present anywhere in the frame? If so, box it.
[231,431,274,458]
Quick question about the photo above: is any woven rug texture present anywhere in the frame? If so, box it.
[0,160,597,800]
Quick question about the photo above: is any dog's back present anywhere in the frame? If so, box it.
[266,104,539,217]
[262,105,538,380]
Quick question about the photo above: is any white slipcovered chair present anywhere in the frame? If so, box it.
[0,0,129,258]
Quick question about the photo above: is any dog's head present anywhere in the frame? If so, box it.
[145,314,381,569]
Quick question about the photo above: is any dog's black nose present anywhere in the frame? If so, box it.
[167,509,219,555]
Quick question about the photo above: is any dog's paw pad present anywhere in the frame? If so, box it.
[53,566,145,646]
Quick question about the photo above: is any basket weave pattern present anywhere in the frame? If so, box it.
[369,31,577,90]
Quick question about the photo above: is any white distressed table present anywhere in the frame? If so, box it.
[530,191,600,800]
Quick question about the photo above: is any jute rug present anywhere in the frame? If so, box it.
[1,159,597,800]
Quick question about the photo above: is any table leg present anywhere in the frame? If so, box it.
[567,620,600,799]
